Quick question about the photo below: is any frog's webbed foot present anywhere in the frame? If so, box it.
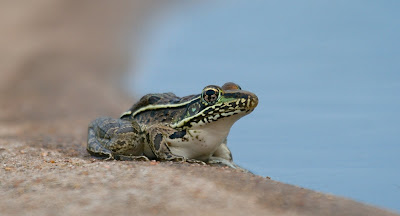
[208,157,252,173]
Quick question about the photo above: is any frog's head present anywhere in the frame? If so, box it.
[172,82,258,130]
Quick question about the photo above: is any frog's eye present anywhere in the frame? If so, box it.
[201,86,222,105]
[222,82,241,90]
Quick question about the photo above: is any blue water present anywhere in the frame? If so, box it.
[127,1,400,212]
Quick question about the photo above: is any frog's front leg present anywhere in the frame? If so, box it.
[212,138,233,161]
[145,125,185,162]
[145,125,205,165]
[209,138,251,173]
[209,137,235,166]
[87,117,149,161]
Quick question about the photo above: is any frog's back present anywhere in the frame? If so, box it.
[129,93,179,113]
[121,92,199,125]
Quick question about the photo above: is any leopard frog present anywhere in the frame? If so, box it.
[87,82,258,168]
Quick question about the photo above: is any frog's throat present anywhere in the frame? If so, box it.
[189,113,244,138]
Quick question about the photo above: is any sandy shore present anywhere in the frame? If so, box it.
[0,1,398,215]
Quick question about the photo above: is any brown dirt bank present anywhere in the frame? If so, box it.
[0,1,398,216]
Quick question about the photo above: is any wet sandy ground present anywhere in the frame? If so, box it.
[0,1,398,215]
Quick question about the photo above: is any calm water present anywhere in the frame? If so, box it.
[127,1,400,212]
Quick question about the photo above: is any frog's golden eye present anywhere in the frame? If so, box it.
[201,86,221,105]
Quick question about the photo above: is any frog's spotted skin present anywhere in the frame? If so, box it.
[87,82,258,169]
[87,117,147,161]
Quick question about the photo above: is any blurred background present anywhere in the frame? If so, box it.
[127,1,400,212]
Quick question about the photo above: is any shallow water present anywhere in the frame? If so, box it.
[127,1,400,212]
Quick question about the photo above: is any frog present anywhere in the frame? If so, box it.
[87,82,258,169]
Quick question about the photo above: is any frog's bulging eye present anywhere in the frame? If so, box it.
[201,86,221,105]
[222,82,241,90]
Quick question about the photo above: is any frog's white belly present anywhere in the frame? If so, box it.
[167,116,241,161]
[167,131,225,161]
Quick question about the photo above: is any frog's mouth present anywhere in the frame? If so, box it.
[219,90,258,111]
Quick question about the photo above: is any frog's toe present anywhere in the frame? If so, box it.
[186,158,207,165]
[170,157,185,163]
[115,155,150,161]
[208,157,252,173]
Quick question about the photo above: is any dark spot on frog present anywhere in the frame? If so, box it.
[169,130,186,139]
[154,134,163,150]
[163,109,169,116]
[116,140,126,145]
[170,110,177,117]
[146,133,150,143]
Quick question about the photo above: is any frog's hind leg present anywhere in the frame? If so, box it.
[87,117,148,161]
[87,117,115,159]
